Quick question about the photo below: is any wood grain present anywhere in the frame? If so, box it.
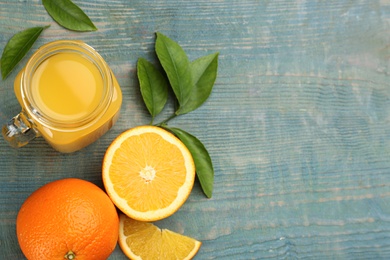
[1,0,390,259]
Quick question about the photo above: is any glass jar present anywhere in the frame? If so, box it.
[2,40,122,153]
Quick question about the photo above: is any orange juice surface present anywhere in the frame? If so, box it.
[31,52,104,122]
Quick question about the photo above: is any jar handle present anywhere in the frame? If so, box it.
[2,111,40,148]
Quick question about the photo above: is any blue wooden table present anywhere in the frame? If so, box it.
[1,0,390,259]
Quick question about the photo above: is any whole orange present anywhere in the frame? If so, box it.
[16,178,119,260]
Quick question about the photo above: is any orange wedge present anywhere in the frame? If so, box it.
[118,214,201,260]
[102,125,195,221]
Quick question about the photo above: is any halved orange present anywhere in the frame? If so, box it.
[118,214,201,260]
[102,125,195,221]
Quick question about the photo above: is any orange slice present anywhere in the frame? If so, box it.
[102,125,195,221]
[118,214,201,260]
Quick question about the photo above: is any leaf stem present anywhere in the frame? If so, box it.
[155,113,177,126]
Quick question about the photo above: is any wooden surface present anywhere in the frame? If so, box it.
[1,0,390,259]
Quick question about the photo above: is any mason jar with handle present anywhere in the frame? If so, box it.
[2,40,122,153]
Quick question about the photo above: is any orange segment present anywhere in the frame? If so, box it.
[119,214,201,260]
[102,125,195,221]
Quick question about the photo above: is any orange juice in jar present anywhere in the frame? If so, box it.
[2,40,122,153]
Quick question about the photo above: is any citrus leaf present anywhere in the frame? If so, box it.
[137,58,169,121]
[155,32,192,112]
[1,26,49,80]
[176,52,219,115]
[42,0,97,32]
[164,126,214,198]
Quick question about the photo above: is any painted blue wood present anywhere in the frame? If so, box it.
[1,0,390,259]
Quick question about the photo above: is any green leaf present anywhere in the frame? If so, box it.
[155,32,192,112]
[176,52,219,115]
[137,58,169,122]
[1,26,49,80]
[42,0,97,32]
[164,126,214,198]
